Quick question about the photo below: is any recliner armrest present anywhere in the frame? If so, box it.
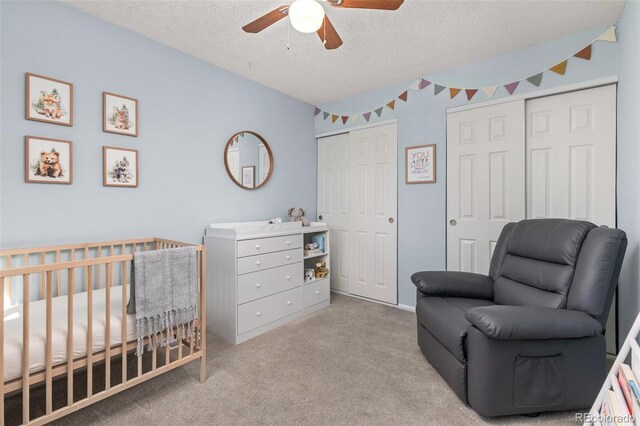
[465,305,602,340]
[411,271,494,300]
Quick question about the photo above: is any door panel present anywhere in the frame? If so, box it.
[447,100,526,274]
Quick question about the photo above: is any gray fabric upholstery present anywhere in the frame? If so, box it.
[412,218,627,417]
[411,271,494,300]
[465,305,602,340]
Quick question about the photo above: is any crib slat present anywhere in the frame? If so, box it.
[39,253,45,297]
[22,274,30,424]
[105,263,112,390]
[45,271,53,415]
[84,248,88,291]
[177,324,182,360]
[4,255,11,307]
[152,335,157,371]
[96,247,102,289]
[87,266,93,397]
[55,251,61,297]
[165,328,170,366]
[121,261,127,384]
[0,279,4,426]
[67,268,74,406]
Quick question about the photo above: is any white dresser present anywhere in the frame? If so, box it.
[204,221,331,344]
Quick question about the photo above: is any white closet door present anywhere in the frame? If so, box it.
[526,85,616,226]
[317,133,351,293]
[447,100,526,274]
[348,124,398,304]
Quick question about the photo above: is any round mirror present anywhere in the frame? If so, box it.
[224,131,273,189]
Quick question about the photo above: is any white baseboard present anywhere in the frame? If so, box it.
[330,289,416,313]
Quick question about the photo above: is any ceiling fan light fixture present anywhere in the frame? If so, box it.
[289,0,325,33]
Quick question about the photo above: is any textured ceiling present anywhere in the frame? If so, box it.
[64,0,624,105]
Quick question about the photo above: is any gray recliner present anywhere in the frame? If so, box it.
[412,219,627,417]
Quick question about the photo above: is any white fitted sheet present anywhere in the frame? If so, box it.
[3,286,136,382]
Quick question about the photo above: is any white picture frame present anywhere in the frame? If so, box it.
[405,144,436,184]
[242,166,255,188]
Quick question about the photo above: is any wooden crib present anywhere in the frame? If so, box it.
[0,237,206,426]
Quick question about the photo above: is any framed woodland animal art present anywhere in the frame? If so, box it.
[25,136,73,184]
[25,73,73,126]
[103,146,138,188]
[103,92,138,137]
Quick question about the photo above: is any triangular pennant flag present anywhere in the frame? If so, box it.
[597,26,617,42]
[483,86,497,98]
[331,114,339,123]
[526,74,543,87]
[549,60,568,75]
[387,100,396,110]
[465,89,478,101]
[398,91,408,102]
[449,88,461,99]
[410,79,421,91]
[434,84,446,96]
[363,112,372,122]
[341,116,349,125]
[314,107,321,116]
[350,115,359,124]
[323,111,329,120]
[574,45,592,60]
[504,81,519,95]
[374,107,383,117]
[420,79,432,90]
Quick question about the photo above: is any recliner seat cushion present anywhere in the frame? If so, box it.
[416,296,494,362]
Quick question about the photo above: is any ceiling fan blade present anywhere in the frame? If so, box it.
[333,0,403,10]
[242,5,289,33]
[317,16,343,50]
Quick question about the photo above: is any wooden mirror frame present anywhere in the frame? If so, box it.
[224,131,274,190]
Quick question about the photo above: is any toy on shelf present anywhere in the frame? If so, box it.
[304,242,323,256]
[305,268,315,283]
[314,260,329,279]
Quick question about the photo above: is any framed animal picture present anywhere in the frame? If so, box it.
[103,146,138,188]
[25,136,73,184]
[25,73,73,126]
[103,92,138,137]
[405,144,436,184]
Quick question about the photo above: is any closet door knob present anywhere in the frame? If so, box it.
[319,215,323,220]
[256,283,261,288]
[255,261,261,266]
[449,219,457,226]
[255,244,260,249]
[256,312,262,316]
[287,301,292,305]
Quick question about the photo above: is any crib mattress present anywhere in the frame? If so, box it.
[3,286,137,382]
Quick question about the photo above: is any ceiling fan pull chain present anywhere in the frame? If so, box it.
[323,15,327,45]
[287,15,291,50]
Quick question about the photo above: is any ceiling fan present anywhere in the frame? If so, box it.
[242,0,404,50]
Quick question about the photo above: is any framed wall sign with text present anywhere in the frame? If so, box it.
[405,144,436,184]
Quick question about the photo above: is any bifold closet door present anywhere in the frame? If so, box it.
[446,100,526,274]
[317,133,351,293]
[317,123,398,304]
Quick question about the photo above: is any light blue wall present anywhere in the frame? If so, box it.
[616,1,640,346]
[0,1,317,248]
[315,27,619,308]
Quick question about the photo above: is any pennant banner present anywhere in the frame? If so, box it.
[314,26,616,125]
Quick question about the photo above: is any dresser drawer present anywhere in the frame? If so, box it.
[237,263,303,305]
[237,287,303,335]
[304,279,330,308]
[237,249,302,275]
[237,234,303,258]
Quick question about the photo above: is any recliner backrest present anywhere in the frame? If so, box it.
[490,219,596,309]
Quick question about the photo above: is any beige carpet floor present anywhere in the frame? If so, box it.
[7,294,582,425]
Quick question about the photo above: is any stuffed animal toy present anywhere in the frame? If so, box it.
[305,243,318,250]
[314,260,329,279]
[305,268,315,282]
[288,207,310,227]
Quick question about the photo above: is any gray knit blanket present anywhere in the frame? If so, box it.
[127,246,198,355]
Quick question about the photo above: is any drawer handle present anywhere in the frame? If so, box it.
[315,290,320,295]
[286,240,290,245]
[256,283,261,288]
[256,311,262,316]
[286,255,291,260]
[287,301,292,305]
[256,261,261,266]
[286,275,291,280]
[255,244,260,249]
